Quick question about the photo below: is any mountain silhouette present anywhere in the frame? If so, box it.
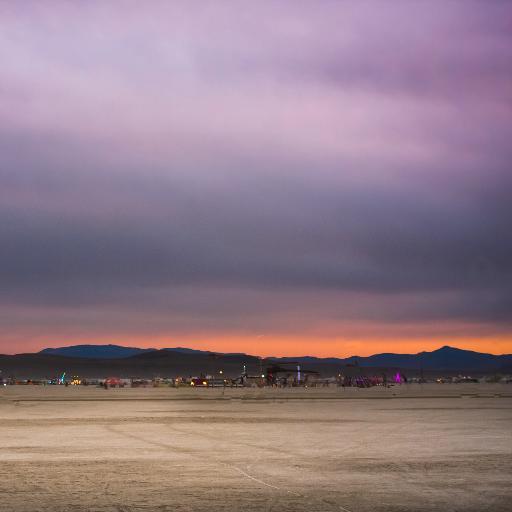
[0,344,506,379]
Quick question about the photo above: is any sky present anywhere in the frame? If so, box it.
[1,1,511,357]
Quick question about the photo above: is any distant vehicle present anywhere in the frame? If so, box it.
[104,377,124,388]
[453,376,479,383]
[130,379,151,388]
[190,378,209,387]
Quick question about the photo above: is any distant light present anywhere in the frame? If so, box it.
[261,374,265,378]
[219,370,223,374]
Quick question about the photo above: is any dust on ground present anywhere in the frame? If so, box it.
[1,384,511,511]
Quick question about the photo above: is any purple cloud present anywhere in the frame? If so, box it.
[0,1,511,354]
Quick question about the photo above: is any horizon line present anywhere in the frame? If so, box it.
[4,343,511,359]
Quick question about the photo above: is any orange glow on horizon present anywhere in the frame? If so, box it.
[2,332,511,357]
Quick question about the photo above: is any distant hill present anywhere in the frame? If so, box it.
[276,346,512,372]
[163,347,210,355]
[39,344,229,359]
[1,349,262,379]
[352,345,512,371]
[39,344,156,359]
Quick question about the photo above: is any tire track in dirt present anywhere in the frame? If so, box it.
[105,424,354,512]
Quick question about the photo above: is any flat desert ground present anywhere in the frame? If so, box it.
[1,384,511,512]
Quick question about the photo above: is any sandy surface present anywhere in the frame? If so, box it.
[1,384,511,511]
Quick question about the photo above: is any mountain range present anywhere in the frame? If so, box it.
[37,343,512,371]
[0,344,507,379]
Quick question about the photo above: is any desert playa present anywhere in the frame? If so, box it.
[1,384,511,512]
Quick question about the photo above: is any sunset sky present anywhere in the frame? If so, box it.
[1,1,511,357]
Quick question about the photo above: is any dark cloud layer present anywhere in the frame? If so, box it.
[0,1,511,353]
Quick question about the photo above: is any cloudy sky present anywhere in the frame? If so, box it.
[1,1,511,356]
